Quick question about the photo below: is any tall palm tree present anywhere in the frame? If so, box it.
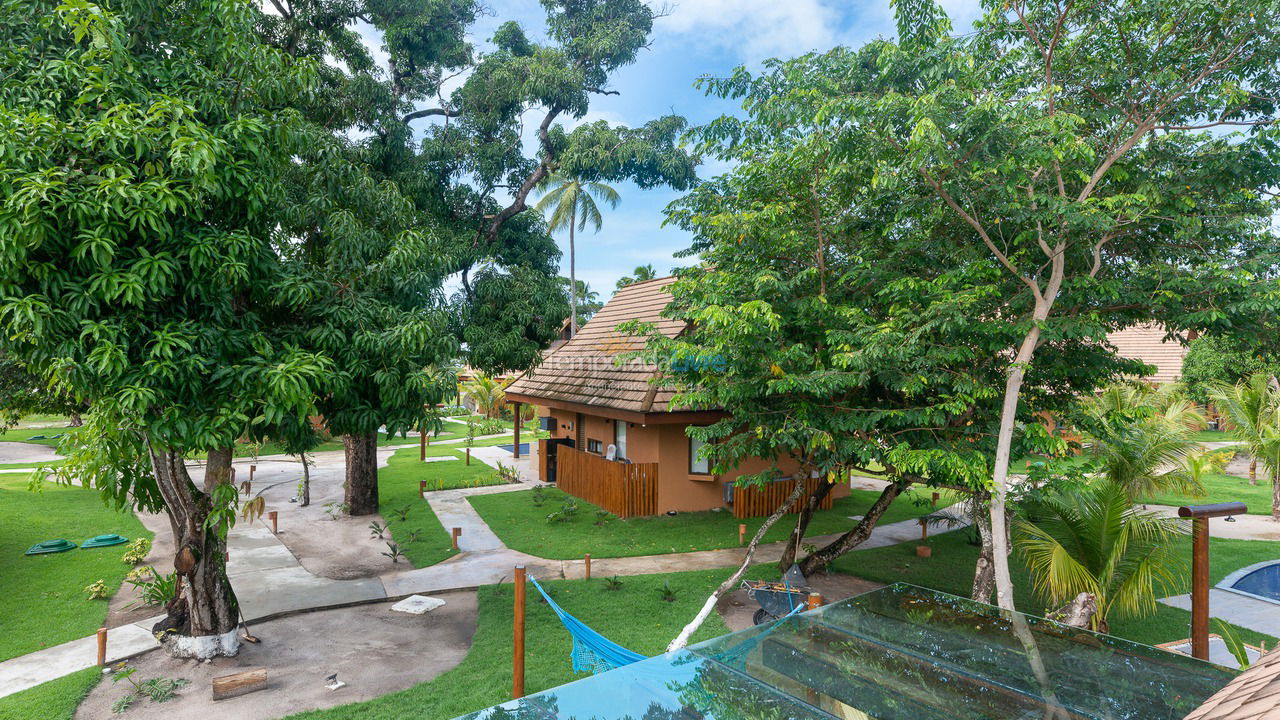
[1081,383,1204,501]
[461,373,506,420]
[1016,481,1187,632]
[1210,373,1277,486]
[617,263,657,289]
[533,173,620,337]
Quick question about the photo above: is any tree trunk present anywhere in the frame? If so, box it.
[67,411,83,427]
[343,432,379,515]
[777,477,834,571]
[300,452,311,507]
[1250,457,1257,486]
[798,482,904,576]
[568,214,577,338]
[146,444,240,659]
[971,490,995,603]
[1272,468,1279,522]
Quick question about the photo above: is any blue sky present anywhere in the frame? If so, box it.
[363,1,985,297]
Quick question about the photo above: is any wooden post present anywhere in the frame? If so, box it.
[249,464,256,483]
[513,402,522,459]
[513,565,526,699]
[584,553,591,580]
[96,628,107,667]
[269,510,278,534]
[230,467,236,484]
[451,527,462,550]
[420,425,426,462]
[466,447,471,465]
[805,592,823,611]
[738,523,746,545]
[919,517,928,541]
[419,479,427,497]
[931,491,940,509]
[1191,516,1209,661]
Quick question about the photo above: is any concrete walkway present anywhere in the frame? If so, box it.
[1146,504,1280,541]
[1158,590,1279,638]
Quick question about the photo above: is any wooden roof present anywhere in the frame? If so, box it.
[1184,649,1280,720]
[505,277,687,415]
[1107,324,1188,385]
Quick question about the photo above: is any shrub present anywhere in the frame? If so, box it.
[84,580,109,600]
[120,538,151,565]
[125,567,178,608]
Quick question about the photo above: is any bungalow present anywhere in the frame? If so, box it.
[1108,324,1190,385]
[504,277,844,518]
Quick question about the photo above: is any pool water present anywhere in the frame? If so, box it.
[1232,562,1280,602]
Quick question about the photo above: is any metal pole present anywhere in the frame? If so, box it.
[1191,516,1209,660]
[513,565,526,698]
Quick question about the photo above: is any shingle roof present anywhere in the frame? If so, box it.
[505,277,686,414]
[1107,324,1188,384]
[1184,648,1280,720]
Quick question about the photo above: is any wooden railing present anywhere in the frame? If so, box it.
[556,446,658,518]
[733,476,834,519]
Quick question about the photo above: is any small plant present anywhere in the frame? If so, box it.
[604,576,623,591]
[111,665,190,714]
[125,567,178,608]
[1215,619,1253,669]
[382,542,405,563]
[369,521,387,539]
[658,581,677,603]
[323,501,349,520]
[390,505,412,522]
[404,528,423,544]
[801,542,818,555]
[120,538,151,565]
[546,498,579,523]
[594,509,611,526]
[531,485,546,507]
[84,579,109,600]
[495,462,520,484]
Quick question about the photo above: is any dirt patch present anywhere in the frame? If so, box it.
[77,591,478,720]
[0,441,62,464]
[717,573,885,632]
[106,510,177,630]
[245,458,394,580]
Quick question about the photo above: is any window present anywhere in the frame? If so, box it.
[689,432,710,474]
[586,438,603,454]
[613,421,627,460]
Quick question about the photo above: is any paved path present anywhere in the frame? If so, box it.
[1146,504,1280,541]
[1159,590,1278,638]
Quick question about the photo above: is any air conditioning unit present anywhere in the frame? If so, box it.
[539,416,555,432]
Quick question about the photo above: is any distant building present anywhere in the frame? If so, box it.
[1107,325,1190,385]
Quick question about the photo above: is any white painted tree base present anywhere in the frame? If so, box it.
[164,628,241,659]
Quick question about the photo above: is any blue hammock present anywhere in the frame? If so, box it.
[529,576,647,674]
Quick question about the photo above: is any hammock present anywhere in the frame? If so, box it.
[529,575,647,674]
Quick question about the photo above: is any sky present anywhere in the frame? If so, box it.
[364,0,985,298]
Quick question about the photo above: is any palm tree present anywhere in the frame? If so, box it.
[1081,384,1204,501]
[1209,373,1277,486]
[533,173,620,337]
[461,373,506,420]
[1015,481,1187,632]
[617,264,657,289]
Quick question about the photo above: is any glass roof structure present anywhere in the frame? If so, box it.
[457,584,1236,720]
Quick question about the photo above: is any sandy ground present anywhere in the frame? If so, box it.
[77,592,478,720]
[0,440,62,464]
[248,458,394,580]
[718,574,885,632]
[105,510,177,630]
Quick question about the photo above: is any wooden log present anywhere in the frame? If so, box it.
[212,668,267,701]
[513,566,526,698]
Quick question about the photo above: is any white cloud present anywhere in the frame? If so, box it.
[656,0,844,60]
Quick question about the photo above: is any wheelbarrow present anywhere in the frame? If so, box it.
[742,564,810,625]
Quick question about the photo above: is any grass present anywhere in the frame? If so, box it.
[286,569,735,720]
[0,425,74,447]
[1144,472,1276,515]
[1191,430,1236,443]
[231,430,457,459]
[469,486,958,560]
[830,529,1279,648]
[0,476,151,661]
[0,667,100,720]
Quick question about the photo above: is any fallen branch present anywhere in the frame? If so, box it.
[666,478,808,653]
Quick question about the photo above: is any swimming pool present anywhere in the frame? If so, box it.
[1220,560,1280,604]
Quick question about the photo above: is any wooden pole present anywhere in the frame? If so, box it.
[919,517,928,541]
[451,527,462,550]
[584,553,591,580]
[738,523,746,545]
[805,592,824,611]
[466,447,471,465]
[96,628,107,667]
[513,403,522,459]
[419,479,427,497]
[513,565,526,699]
[420,424,426,462]
[249,464,256,483]
[1191,516,1209,660]
[269,510,278,534]
[931,491,940,509]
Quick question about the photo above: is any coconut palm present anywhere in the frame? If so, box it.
[617,263,657,289]
[461,373,506,420]
[1015,481,1187,632]
[1209,373,1278,486]
[533,173,620,338]
[1178,447,1234,494]
[1081,384,1203,501]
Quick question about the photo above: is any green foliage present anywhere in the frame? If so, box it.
[658,581,677,602]
[119,538,151,565]
[83,580,109,601]
[461,374,507,420]
[1183,335,1280,404]
[1214,618,1252,670]
[381,542,405,563]
[1077,384,1205,501]
[369,521,387,539]
[110,665,189,714]
[124,566,178,609]
[0,667,100,720]
[545,498,579,523]
[617,264,658,289]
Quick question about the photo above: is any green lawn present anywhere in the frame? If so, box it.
[830,529,1279,648]
[0,425,75,447]
[1192,430,1236,443]
[1144,472,1275,515]
[0,476,152,661]
[0,667,100,720]
[286,569,735,720]
[231,430,456,459]
[469,486,957,560]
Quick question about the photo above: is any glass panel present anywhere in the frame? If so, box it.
[689,434,709,474]
[613,421,627,460]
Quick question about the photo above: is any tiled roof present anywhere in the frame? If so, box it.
[1184,648,1280,720]
[1107,324,1188,384]
[505,277,686,414]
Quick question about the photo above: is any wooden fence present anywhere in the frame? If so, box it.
[733,476,835,519]
[556,446,658,518]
